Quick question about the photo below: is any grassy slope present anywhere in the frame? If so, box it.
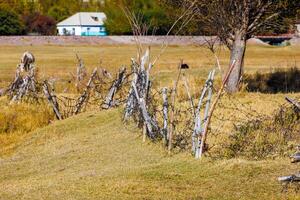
[0,109,299,200]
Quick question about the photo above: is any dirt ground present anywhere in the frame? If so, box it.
[1,35,297,46]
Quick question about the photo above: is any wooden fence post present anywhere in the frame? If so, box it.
[198,60,237,159]
[162,87,169,145]
[43,80,63,120]
[74,68,98,115]
[102,67,126,109]
[194,70,215,159]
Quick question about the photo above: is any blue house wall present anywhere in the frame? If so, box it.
[81,26,107,36]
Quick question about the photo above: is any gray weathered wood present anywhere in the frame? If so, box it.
[192,71,212,154]
[124,51,150,120]
[102,67,126,109]
[9,64,37,103]
[43,80,62,120]
[278,174,300,182]
[194,70,215,159]
[132,83,158,139]
[124,60,139,119]
[285,97,300,111]
[74,68,98,114]
[75,53,87,89]
[198,60,237,159]
[162,87,169,144]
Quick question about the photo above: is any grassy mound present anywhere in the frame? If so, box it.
[0,98,53,155]
[0,109,299,199]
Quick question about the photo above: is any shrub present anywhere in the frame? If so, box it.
[245,67,300,93]
[0,7,24,35]
[22,12,56,35]
[223,105,300,160]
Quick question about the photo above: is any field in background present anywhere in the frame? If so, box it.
[0,44,300,89]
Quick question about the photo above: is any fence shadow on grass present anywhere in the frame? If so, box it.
[244,67,300,93]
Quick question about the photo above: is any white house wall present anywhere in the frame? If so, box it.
[57,26,82,36]
[57,26,106,36]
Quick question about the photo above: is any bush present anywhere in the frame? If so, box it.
[245,67,300,93]
[0,7,24,35]
[223,105,300,160]
[22,12,56,35]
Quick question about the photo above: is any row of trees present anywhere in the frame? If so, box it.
[0,0,105,35]
[0,0,299,36]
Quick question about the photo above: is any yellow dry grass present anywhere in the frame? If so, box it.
[0,44,299,88]
[0,109,299,199]
[0,44,299,199]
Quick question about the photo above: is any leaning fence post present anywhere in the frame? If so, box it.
[132,81,159,139]
[102,67,126,109]
[43,80,62,120]
[74,68,98,115]
[192,71,212,155]
[198,60,237,159]
[162,87,169,145]
[75,53,87,90]
[195,70,215,159]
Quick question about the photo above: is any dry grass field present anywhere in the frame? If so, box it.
[0,44,299,88]
[0,109,299,199]
[0,43,299,199]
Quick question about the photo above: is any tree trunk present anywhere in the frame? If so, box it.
[226,31,247,93]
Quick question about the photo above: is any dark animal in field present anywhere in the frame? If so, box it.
[19,51,35,72]
[181,63,189,69]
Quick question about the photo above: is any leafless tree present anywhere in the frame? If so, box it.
[190,0,280,93]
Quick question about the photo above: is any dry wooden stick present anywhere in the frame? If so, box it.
[43,80,62,120]
[74,68,98,115]
[182,73,196,117]
[285,97,300,111]
[102,67,126,109]
[168,61,183,153]
[198,60,237,158]
[162,87,169,145]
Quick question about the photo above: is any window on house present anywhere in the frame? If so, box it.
[63,28,67,35]
[91,16,99,21]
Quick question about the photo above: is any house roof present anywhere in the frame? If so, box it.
[57,12,106,26]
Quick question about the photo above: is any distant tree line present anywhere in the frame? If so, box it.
[0,0,299,36]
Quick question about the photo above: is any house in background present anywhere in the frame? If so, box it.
[57,12,107,36]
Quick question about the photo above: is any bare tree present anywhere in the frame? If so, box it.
[190,0,280,93]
